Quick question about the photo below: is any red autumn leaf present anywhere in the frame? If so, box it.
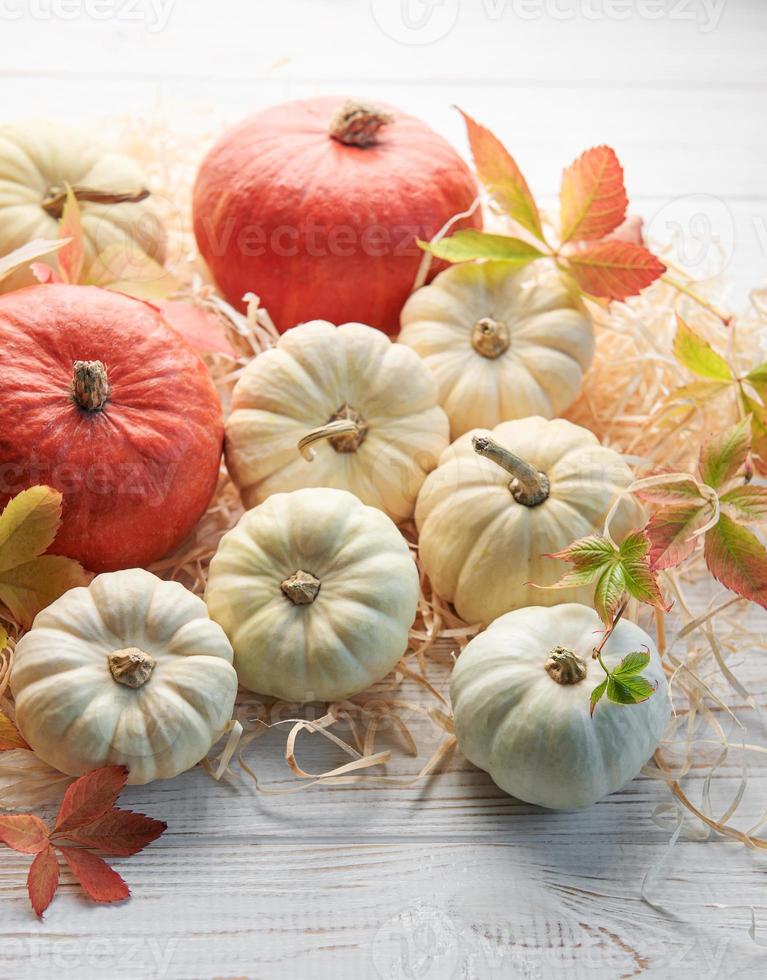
[704,513,767,608]
[559,146,628,244]
[0,711,30,751]
[65,808,167,857]
[57,187,85,285]
[27,845,60,918]
[0,813,50,854]
[645,504,712,570]
[566,240,666,301]
[59,846,130,904]
[54,766,129,834]
[457,108,543,241]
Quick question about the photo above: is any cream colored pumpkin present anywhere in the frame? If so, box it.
[415,416,645,626]
[205,488,419,701]
[0,121,165,293]
[10,569,238,785]
[399,260,594,437]
[450,604,670,810]
[225,320,450,523]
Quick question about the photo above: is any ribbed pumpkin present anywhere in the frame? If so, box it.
[0,120,164,294]
[193,96,481,334]
[0,284,223,572]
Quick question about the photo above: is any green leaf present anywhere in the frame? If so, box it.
[613,650,651,678]
[704,513,767,608]
[744,362,767,400]
[617,532,668,608]
[673,316,732,381]
[594,562,626,625]
[645,503,712,570]
[457,109,544,241]
[420,230,544,266]
[699,416,751,490]
[607,673,655,705]
[720,485,767,524]
[589,678,608,717]
[664,380,732,407]
[742,393,767,475]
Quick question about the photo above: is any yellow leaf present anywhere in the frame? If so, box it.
[0,712,30,752]
[0,238,70,284]
[0,486,63,574]
[0,555,87,630]
[87,242,179,301]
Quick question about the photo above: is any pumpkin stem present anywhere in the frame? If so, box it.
[298,405,369,460]
[545,646,587,685]
[42,185,150,219]
[471,317,510,359]
[472,434,550,507]
[72,360,111,412]
[108,648,156,689]
[329,99,394,147]
[281,570,321,605]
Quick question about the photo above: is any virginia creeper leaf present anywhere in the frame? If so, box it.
[699,416,751,490]
[612,650,651,678]
[566,241,666,301]
[559,146,628,243]
[57,186,85,285]
[720,485,767,524]
[636,476,704,506]
[457,108,543,240]
[420,230,544,266]
[664,380,732,407]
[606,673,655,705]
[0,814,50,854]
[547,534,617,583]
[742,394,767,475]
[590,678,608,717]
[593,562,626,625]
[88,242,179,301]
[645,504,712,570]
[0,238,69,284]
[0,711,30,752]
[0,555,87,630]
[744,362,767,401]
[58,847,130,904]
[704,513,767,608]
[65,808,167,857]
[673,317,732,381]
[55,766,129,834]
[27,846,60,918]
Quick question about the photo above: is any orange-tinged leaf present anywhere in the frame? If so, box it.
[0,813,50,854]
[645,503,711,570]
[0,485,64,573]
[559,146,628,243]
[457,108,543,240]
[635,476,704,506]
[87,242,179,301]
[57,186,85,284]
[55,766,129,834]
[59,847,130,904]
[27,845,59,918]
[704,513,767,608]
[566,240,666,301]
[66,808,167,856]
[0,554,88,630]
[699,416,751,490]
[0,238,70,284]
[0,711,30,752]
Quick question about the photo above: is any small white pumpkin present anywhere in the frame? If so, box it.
[10,569,238,785]
[225,320,450,523]
[0,120,165,293]
[399,260,594,437]
[415,416,645,626]
[450,603,670,810]
[205,488,419,701]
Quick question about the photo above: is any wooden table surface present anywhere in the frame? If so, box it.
[1,2,767,977]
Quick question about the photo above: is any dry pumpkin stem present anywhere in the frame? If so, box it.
[3,117,765,883]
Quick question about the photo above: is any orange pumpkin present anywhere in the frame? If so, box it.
[193,96,481,334]
[0,284,224,572]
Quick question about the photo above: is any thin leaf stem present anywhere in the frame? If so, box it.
[662,274,731,326]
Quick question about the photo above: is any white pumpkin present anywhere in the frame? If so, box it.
[399,260,594,437]
[415,416,645,626]
[10,569,238,785]
[225,320,450,523]
[0,121,165,293]
[205,488,419,701]
[450,603,670,810]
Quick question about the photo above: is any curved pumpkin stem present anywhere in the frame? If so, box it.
[298,420,362,461]
[42,185,150,218]
[472,434,550,507]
